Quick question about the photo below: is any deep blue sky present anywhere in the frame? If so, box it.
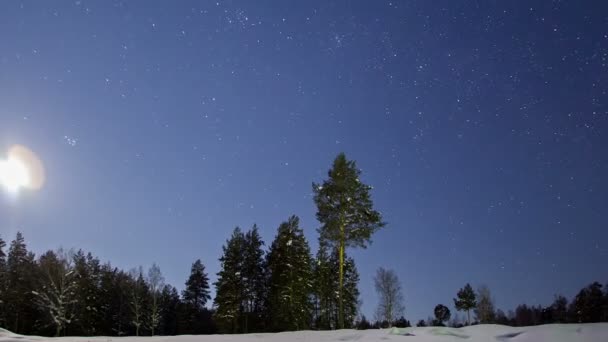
[0,0,607,322]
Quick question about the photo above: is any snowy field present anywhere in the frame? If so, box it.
[2,324,608,342]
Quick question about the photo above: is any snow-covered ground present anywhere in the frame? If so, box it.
[2,324,607,342]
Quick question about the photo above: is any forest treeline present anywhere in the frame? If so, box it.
[1,153,606,336]
[1,230,607,337]
[0,219,358,336]
[0,153,382,336]
[367,277,608,330]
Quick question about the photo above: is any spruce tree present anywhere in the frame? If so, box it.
[98,264,130,336]
[183,260,211,309]
[6,232,37,334]
[72,250,103,335]
[242,225,266,332]
[393,316,410,328]
[265,215,313,331]
[181,259,211,334]
[572,282,604,323]
[214,227,245,333]
[159,285,180,335]
[453,283,477,325]
[313,153,385,329]
[355,315,371,330]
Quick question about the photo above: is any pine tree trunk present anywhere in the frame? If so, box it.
[467,310,470,326]
[338,238,345,330]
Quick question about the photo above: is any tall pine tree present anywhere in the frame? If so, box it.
[183,260,211,309]
[213,228,245,333]
[453,283,477,325]
[265,215,313,331]
[313,153,385,329]
[241,225,266,333]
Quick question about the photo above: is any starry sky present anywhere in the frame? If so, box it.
[0,0,607,322]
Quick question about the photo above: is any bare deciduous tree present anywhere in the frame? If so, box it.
[33,249,77,336]
[147,263,164,335]
[374,267,404,326]
[129,267,146,336]
[474,285,495,323]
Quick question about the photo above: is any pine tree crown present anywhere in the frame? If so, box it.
[313,153,385,249]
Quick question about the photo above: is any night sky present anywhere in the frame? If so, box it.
[1,1,607,322]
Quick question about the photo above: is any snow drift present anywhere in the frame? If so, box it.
[1,324,607,342]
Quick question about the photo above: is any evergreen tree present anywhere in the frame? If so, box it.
[241,225,266,333]
[312,240,333,330]
[434,304,451,326]
[5,232,38,334]
[416,319,427,327]
[183,260,211,309]
[214,228,245,333]
[604,284,608,322]
[313,153,385,329]
[98,264,131,336]
[182,259,212,334]
[355,315,371,330]
[0,235,7,328]
[393,316,410,327]
[72,250,103,335]
[550,295,569,323]
[571,282,604,323]
[514,304,534,326]
[494,309,510,325]
[453,283,476,325]
[265,216,313,331]
[159,285,180,335]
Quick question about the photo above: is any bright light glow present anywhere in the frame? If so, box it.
[0,157,31,193]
